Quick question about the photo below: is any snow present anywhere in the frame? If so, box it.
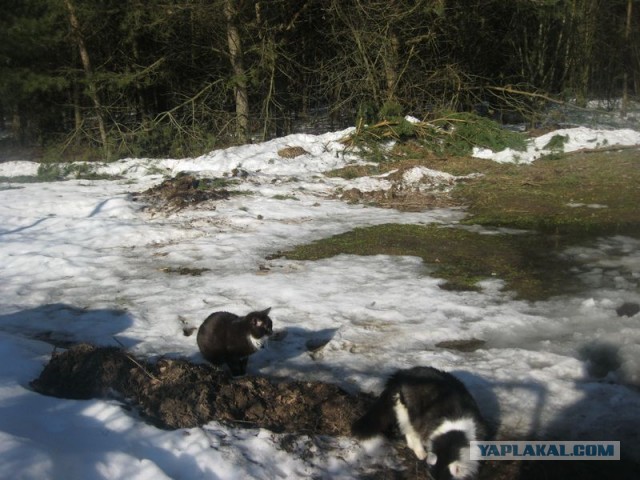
[473,126,640,163]
[1,124,640,478]
[334,166,477,194]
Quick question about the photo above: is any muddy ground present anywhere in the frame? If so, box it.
[30,344,639,480]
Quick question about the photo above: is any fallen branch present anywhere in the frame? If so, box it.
[113,336,160,382]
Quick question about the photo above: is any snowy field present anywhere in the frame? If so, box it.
[1,125,639,478]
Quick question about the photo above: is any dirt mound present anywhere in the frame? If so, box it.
[30,344,640,479]
[132,173,232,212]
[30,343,370,434]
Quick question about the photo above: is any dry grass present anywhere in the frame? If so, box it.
[277,146,309,158]
[452,149,640,235]
[328,145,640,236]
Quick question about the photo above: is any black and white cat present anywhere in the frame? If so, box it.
[196,307,273,376]
[352,366,487,480]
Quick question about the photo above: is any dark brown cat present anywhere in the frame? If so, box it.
[196,307,273,376]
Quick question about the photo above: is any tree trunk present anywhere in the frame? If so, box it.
[621,0,633,118]
[383,30,400,101]
[73,81,82,132]
[572,0,598,107]
[63,0,108,156]
[223,0,250,143]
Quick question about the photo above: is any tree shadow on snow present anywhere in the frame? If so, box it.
[481,341,640,480]
[531,341,640,479]
[245,325,339,368]
[0,303,136,349]
[0,390,215,480]
[0,305,211,480]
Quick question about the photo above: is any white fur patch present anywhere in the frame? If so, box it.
[393,394,427,460]
[248,334,267,351]
[428,417,477,446]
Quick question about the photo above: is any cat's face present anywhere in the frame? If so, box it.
[428,431,477,480]
[248,308,273,339]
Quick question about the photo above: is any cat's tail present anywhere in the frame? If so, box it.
[351,387,397,439]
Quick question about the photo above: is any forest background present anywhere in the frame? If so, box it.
[1,0,638,160]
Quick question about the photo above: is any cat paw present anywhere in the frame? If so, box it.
[412,447,428,461]
[406,437,427,460]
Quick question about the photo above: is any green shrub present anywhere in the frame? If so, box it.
[343,111,527,161]
[378,100,404,120]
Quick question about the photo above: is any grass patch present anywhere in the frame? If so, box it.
[160,266,210,276]
[37,162,119,181]
[0,176,39,184]
[325,164,381,180]
[543,134,569,151]
[272,194,300,201]
[0,163,120,183]
[327,145,640,236]
[281,142,639,300]
[452,150,640,235]
[271,224,580,300]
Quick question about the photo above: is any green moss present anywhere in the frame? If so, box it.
[543,134,569,151]
[195,177,238,190]
[272,223,581,300]
[36,161,122,181]
[272,194,299,201]
[0,176,39,184]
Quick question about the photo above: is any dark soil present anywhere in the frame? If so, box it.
[30,344,368,434]
[30,344,640,480]
[132,173,232,212]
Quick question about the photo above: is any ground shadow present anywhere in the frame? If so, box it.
[486,341,640,480]
[452,370,503,440]
[0,216,51,236]
[256,326,339,364]
[0,303,135,348]
[578,341,625,382]
[0,389,215,479]
[457,367,640,480]
[544,342,640,459]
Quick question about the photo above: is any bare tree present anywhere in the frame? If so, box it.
[621,0,634,117]
[63,0,109,155]
[223,0,250,143]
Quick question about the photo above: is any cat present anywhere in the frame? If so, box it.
[352,366,487,480]
[196,307,273,376]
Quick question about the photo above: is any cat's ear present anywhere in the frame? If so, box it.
[426,452,438,466]
[260,307,271,316]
